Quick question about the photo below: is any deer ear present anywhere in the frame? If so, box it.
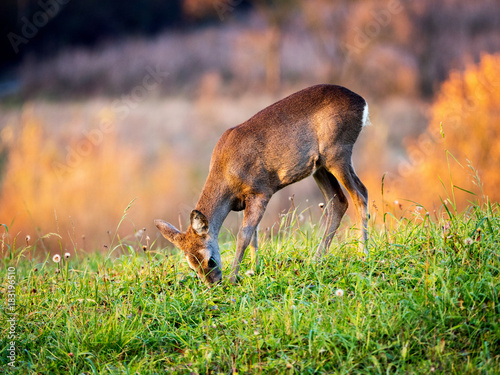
[154,219,181,245]
[190,210,209,235]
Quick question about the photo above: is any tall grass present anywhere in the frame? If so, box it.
[1,200,498,374]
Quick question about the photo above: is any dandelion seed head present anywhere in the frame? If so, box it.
[335,289,344,297]
[52,254,61,263]
[64,252,71,259]
[464,237,474,245]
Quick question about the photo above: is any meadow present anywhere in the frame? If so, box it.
[1,199,499,374]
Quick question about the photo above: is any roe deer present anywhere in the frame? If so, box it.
[155,84,369,285]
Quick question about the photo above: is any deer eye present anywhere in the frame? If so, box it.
[208,257,217,268]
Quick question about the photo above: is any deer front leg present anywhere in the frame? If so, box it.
[229,195,268,284]
[249,226,259,271]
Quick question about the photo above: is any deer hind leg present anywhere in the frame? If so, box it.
[329,161,369,255]
[313,167,349,259]
[230,194,268,284]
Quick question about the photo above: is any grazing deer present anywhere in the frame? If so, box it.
[155,84,369,285]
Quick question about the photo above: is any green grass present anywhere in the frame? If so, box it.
[1,202,499,374]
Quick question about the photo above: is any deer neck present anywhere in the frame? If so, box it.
[194,180,232,238]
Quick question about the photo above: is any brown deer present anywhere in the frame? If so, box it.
[155,84,369,285]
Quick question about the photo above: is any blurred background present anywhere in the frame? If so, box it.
[1,0,499,253]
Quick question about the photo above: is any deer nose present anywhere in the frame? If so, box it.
[208,256,218,269]
[205,260,222,285]
[205,272,222,286]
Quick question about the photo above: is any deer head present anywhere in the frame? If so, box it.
[155,210,222,285]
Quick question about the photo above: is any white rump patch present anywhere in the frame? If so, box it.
[362,102,370,127]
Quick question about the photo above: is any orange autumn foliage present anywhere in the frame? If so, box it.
[395,54,500,209]
[0,107,192,253]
